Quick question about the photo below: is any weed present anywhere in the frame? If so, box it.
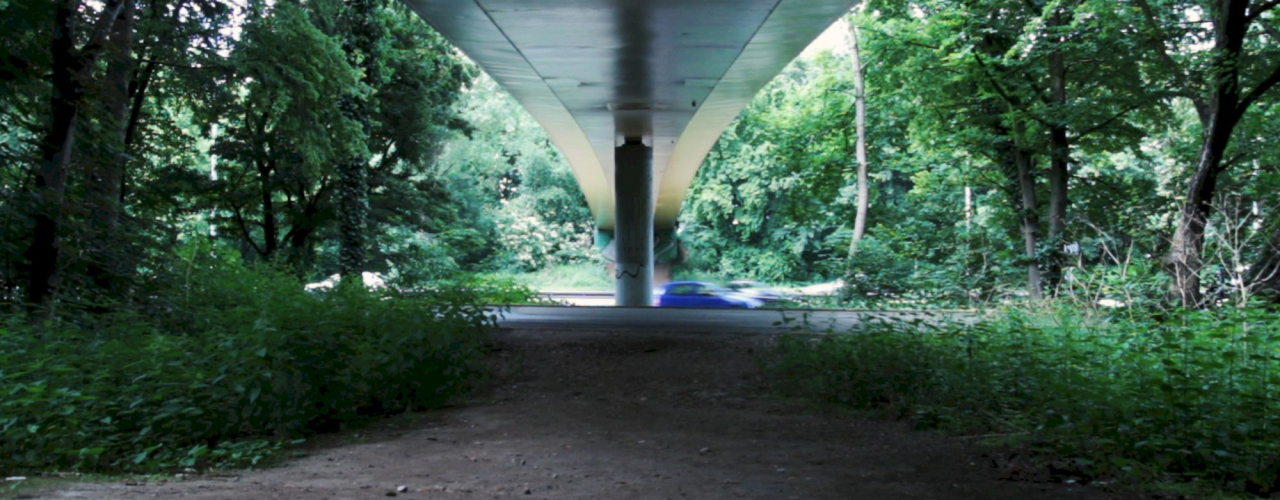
[770,306,1280,496]
[0,251,529,474]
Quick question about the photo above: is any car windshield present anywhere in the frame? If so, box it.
[665,284,698,295]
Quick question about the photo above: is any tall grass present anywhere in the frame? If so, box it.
[0,254,526,473]
[771,307,1280,496]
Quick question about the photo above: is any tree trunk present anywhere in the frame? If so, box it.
[287,224,318,274]
[124,59,154,149]
[27,0,126,309]
[87,0,134,292]
[847,22,870,258]
[28,5,80,308]
[118,58,154,204]
[96,0,133,228]
[338,158,368,279]
[337,0,377,282]
[286,195,324,273]
[1014,143,1044,299]
[258,162,278,258]
[1167,110,1239,306]
[1045,10,1070,292]
[1165,0,1252,307]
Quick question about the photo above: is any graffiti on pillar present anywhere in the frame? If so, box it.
[615,263,645,279]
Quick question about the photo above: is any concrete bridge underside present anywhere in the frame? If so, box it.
[400,0,858,304]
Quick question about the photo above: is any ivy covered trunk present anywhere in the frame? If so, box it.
[337,0,377,282]
[338,158,368,280]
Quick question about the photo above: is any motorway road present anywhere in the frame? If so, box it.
[539,289,843,307]
[494,305,976,334]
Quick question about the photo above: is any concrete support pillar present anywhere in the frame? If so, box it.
[614,139,653,307]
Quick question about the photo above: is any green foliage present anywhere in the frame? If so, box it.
[197,0,472,274]
[0,247,516,473]
[680,56,854,283]
[0,0,483,302]
[772,307,1280,495]
[483,262,614,291]
[673,1,1280,307]
[435,74,595,272]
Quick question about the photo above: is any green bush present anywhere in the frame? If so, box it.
[838,236,991,308]
[771,307,1280,496]
[486,263,612,291]
[0,251,511,473]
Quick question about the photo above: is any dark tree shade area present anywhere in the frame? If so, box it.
[0,0,486,312]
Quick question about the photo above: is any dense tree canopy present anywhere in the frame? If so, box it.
[2,0,1279,310]
[679,0,1280,307]
[0,0,500,308]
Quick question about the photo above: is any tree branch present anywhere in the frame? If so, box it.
[1247,0,1280,22]
[858,25,940,51]
[1221,152,1251,170]
[1133,0,1209,122]
[136,58,232,71]
[231,205,266,257]
[972,53,1052,128]
[1071,102,1147,140]
[73,0,129,76]
[1238,62,1280,113]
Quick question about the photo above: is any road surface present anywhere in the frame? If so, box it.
[496,305,975,334]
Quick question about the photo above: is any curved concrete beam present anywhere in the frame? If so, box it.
[399,0,857,230]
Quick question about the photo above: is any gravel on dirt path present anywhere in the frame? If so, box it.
[32,329,1130,500]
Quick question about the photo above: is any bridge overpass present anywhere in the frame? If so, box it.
[400,0,858,305]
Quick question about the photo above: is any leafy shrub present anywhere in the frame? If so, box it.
[485,263,613,291]
[838,235,993,308]
[771,307,1280,495]
[0,250,511,473]
[841,237,920,299]
[494,199,595,271]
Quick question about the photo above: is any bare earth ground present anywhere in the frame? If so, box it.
[33,329,1132,500]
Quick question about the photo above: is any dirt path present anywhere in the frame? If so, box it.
[35,329,1128,499]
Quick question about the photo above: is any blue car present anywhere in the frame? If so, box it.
[658,281,764,308]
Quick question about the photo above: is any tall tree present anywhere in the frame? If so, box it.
[199,0,469,277]
[1133,0,1280,306]
[1045,4,1072,287]
[871,0,1156,296]
[846,18,870,257]
[336,0,377,282]
[27,0,128,308]
[84,0,135,292]
[969,1,1050,298]
[1010,124,1045,298]
[207,0,361,265]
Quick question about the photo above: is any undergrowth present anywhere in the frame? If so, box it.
[770,307,1280,497]
[478,262,614,293]
[0,249,531,474]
